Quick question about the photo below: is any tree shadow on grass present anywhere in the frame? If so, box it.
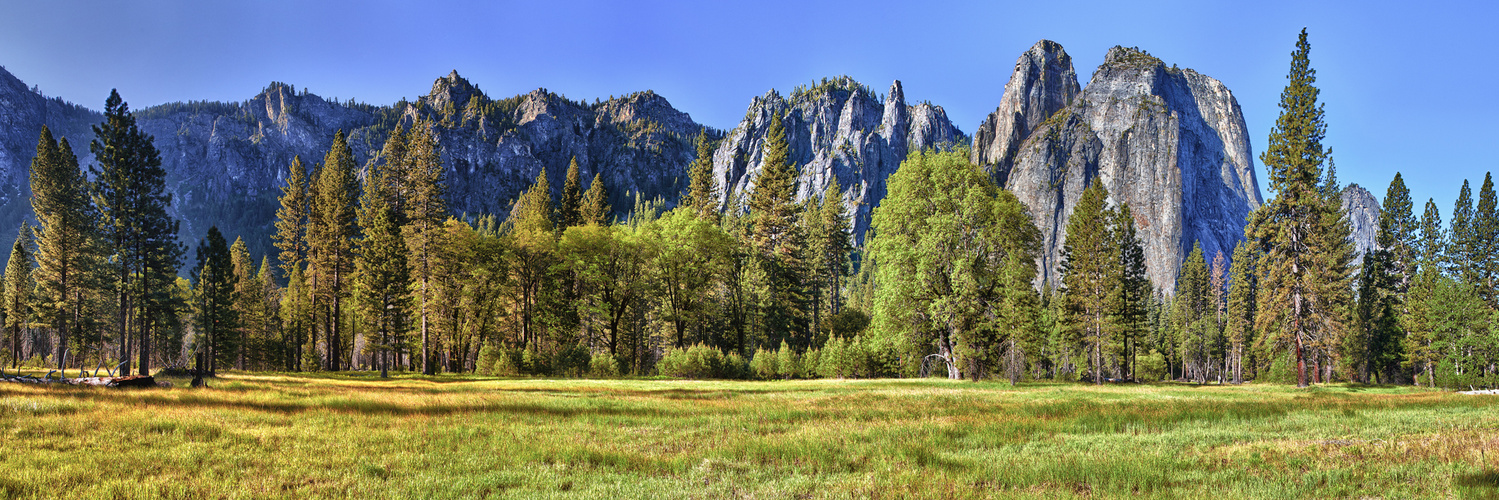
[30,387,676,419]
[1457,470,1499,489]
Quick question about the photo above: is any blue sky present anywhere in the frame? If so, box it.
[1,0,1494,219]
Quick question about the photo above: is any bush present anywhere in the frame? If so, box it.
[552,344,591,378]
[589,353,621,378]
[750,348,778,379]
[1137,349,1168,382]
[775,341,799,379]
[658,343,746,379]
[476,343,500,375]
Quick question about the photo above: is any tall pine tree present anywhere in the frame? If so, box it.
[748,115,808,348]
[30,127,100,371]
[308,131,360,371]
[1250,29,1351,387]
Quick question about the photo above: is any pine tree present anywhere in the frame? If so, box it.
[1472,173,1498,306]
[5,225,33,368]
[683,128,719,216]
[580,173,611,226]
[356,163,411,377]
[91,89,184,375]
[1175,243,1213,383]
[274,156,312,278]
[1353,173,1417,383]
[817,179,853,321]
[192,227,235,378]
[1061,182,1118,385]
[507,169,557,349]
[403,124,447,374]
[229,237,255,370]
[1449,180,1475,282]
[308,131,360,371]
[29,127,100,372]
[559,157,583,228]
[1403,199,1444,386]
[1226,238,1257,383]
[748,115,808,348]
[1111,204,1149,381]
[1250,29,1351,387]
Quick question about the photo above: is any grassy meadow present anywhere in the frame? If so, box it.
[1,372,1496,499]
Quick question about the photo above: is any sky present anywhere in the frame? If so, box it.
[1,0,1495,219]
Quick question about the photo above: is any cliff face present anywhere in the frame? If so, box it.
[0,68,713,261]
[1341,184,1380,267]
[970,40,1080,185]
[711,77,965,239]
[976,43,1263,290]
[0,66,100,250]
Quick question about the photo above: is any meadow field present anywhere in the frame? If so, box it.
[0,373,1496,499]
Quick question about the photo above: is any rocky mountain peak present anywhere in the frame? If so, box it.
[990,41,1262,290]
[971,39,1081,182]
[428,70,480,111]
[712,76,964,239]
[1341,184,1380,267]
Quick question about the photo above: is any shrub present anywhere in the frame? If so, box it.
[589,353,621,378]
[749,348,778,379]
[1137,349,1168,382]
[553,344,592,378]
[775,341,799,379]
[658,343,746,379]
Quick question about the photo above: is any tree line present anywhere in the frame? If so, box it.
[3,30,1495,388]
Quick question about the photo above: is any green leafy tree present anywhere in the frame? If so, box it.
[506,169,558,350]
[646,208,733,349]
[869,150,1041,380]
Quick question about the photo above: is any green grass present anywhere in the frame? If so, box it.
[1,373,1496,498]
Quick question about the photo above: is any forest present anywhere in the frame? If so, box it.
[2,30,1496,391]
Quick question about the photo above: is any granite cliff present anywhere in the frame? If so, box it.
[711,77,965,239]
[974,42,1263,290]
[0,68,712,261]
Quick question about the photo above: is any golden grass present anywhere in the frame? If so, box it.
[0,373,1496,498]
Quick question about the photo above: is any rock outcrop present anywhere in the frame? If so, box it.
[0,67,714,261]
[712,77,965,239]
[1340,184,1380,267]
[977,43,1263,290]
[0,66,100,251]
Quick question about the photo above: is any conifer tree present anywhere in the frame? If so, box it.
[1471,173,1498,306]
[1225,239,1257,383]
[507,169,557,349]
[748,115,808,348]
[1061,182,1118,384]
[274,156,312,278]
[356,164,411,377]
[229,237,255,370]
[192,227,234,376]
[580,173,611,226]
[1111,204,1149,381]
[1175,243,1213,383]
[559,157,583,228]
[91,90,182,376]
[817,180,853,320]
[1449,180,1475,282]
[1402,199,1444,386]
[308,131,360,371]
[683,128,719,216]
[5,225,33,368]
[30,127,100,371]
[1250,29,1351,387]
[403,124,447,374]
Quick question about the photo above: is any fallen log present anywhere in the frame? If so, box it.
[67,375,158,388]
